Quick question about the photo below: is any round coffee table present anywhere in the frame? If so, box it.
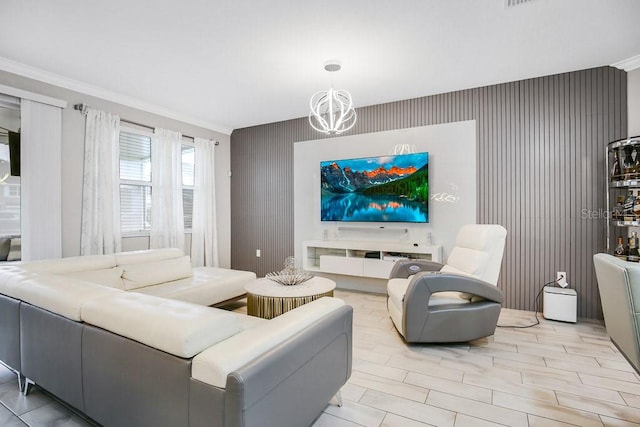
[245,276,336,319]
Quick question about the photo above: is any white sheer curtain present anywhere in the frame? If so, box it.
[191,137,219,267]
[20,99,63,261]
[150,128,184,251]
[80,108,121,255]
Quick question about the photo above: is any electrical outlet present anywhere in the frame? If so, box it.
[256,249,261,258]
[556,271,568,288]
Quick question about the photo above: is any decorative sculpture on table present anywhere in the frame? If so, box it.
[266,256,313,286]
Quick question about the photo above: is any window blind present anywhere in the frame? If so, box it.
[120,132,151,182]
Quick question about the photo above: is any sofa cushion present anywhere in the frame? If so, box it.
[81,292,242,358]
[122,256,193,290]
[115,248,184,266]
[14,275,121,321]
[21,254,117,275]
[131,267,255,306]
[63,266,125,290]
[0,266,37,298]
[192,297,345,388]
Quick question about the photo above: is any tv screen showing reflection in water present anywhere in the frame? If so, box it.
[320,152,429,223]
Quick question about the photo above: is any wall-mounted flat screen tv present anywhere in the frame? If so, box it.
[320,152,429,223]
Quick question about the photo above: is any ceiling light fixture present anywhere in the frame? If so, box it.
[309,61,357,135]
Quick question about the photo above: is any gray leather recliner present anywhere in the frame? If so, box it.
[593,253,640,374]
[387,224,507,343]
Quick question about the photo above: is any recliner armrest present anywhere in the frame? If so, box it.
[407,272,504,304]
[389,260,444,279]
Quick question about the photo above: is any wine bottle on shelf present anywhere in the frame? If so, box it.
[614,195,625,219]
[614,236,627,259]
[624,189,636,220]
[628,231,640,262]
[633,146,640,179]
[624,146,635,179]
[611,148,622,180]
[633,191,640,219]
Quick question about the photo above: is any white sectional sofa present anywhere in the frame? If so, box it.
[20,247,255,306]
[0,249,353,427]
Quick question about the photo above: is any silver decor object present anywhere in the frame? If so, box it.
[266,256,313,286]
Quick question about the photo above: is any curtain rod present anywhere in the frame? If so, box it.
[73,103,219,146]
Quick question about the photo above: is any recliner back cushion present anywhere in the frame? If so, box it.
[122,256,193,290]
[450,224,507,285]
[445,248,489,279]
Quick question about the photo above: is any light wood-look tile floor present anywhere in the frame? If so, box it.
[1,289,639,426]
[310,290,640,427]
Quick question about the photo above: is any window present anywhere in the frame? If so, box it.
[0,127,21,237]
[119,129,195,235]
[119,131,152,234]
[181,145,195,230]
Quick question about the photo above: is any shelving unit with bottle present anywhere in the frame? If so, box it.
[607,136,640,261]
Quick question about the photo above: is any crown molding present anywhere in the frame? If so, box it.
[612,55,640,72]
[0,83,66,108]
[0,56,233,135]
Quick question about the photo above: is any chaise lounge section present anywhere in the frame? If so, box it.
[0,249,353,427]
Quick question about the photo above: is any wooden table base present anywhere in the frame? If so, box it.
[247,291,334,319]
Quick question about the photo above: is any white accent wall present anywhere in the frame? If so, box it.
[293,121,476,290]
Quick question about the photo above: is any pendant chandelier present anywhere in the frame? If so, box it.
[309,61,357,135]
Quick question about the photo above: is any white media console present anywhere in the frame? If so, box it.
[302,240,443,279]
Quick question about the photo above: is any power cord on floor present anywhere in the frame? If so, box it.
[496,276,563,329]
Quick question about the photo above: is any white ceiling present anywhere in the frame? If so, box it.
[1,0,639,134]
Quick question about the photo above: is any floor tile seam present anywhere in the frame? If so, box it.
[413,384,493,406]
[578,372,640,389]
[454,410,520,427]
[320,408,373,427]
[351,367,410,383]
[462,378,562,401]
[563,350,622,362]
[0,393,24,417]
[380,412,434,427]
[526,413,591,427]
[593,359,637,372]
[620,392,640,408]
[521,374,632,406]
[553,388,630,407]
[565,365,640,382]
[465,381,561,406]
[405,383,493,403]
[385,399,457,425]
[489,353,547,367]
[346,378,429,403]
[490,395,606,425]
[554,398,640,425]
[430,394,529,427]
[450,372,501,396]
[0,400,11,412]
[555,390,640,418]
[493,361,583,382]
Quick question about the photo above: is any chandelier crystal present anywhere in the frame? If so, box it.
[309,62,357,135]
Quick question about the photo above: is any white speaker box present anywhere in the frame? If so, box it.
[543,286,577,323]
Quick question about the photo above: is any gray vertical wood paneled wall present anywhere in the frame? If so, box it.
[231,66,627,319]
